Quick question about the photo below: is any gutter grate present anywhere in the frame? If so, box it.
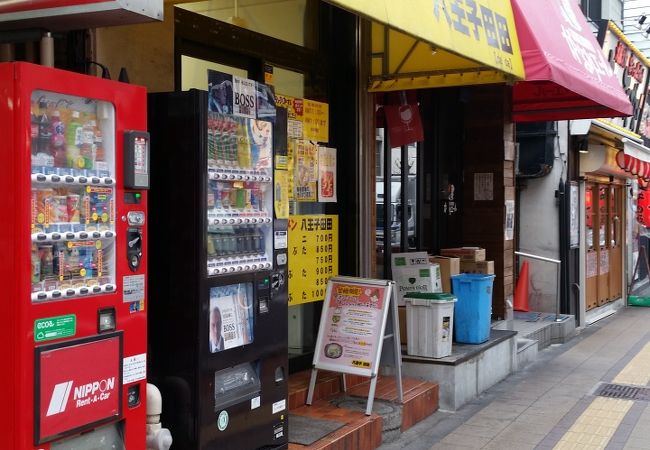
[595,383,650,402]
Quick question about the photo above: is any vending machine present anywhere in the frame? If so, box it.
[148,88,289,450]
[0,62,149,449]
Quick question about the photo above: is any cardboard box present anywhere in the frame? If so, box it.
[393,264,442,306]
[440,247,486,261]
[460,260,495,274]
[428,256,460,293]
[391,251,429,275]
[398,306,407,344]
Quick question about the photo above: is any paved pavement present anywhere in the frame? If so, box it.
[379,306,650,450]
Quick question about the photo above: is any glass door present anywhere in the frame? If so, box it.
[30,90,117,302]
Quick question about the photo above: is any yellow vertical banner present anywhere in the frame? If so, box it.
[303,99,329,143]
[288,214,339,305]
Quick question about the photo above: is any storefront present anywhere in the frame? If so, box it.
[512,1,633,323]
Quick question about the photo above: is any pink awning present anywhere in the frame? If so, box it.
[511,0,632,122]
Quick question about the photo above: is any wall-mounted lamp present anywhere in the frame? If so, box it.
[575,137,589,154]
[644,25,650,38]
[639,14,647,27]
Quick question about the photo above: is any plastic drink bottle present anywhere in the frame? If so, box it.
[37,100,51,155]
[66,111,82,168]
[50,110,67,167]
[237,122,252,169]
[80,120,96,169]
[31,105,39,155]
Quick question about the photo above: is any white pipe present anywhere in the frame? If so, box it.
[40,32,54,67]
[146,383,173,450]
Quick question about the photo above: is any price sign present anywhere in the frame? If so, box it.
[288,214,338,305]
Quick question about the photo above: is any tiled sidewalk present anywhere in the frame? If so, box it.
[378,306,650,450]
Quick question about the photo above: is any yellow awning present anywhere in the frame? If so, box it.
[326,0,525,91]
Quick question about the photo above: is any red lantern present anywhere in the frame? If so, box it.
[616,150,626,170]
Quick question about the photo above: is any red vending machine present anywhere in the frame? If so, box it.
[0,62,150,449]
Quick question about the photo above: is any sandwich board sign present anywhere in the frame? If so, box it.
[307,276,403,415]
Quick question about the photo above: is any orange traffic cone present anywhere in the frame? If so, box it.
[514,261,530,312]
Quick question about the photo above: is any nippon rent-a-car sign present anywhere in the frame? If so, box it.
[36,334,122,443]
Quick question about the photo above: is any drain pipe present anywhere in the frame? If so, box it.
[146,383,173,450]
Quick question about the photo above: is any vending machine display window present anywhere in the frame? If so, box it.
[30,90,117,302]
[206,112,274,276]
[49,422,125,450]
[208,282,254,353]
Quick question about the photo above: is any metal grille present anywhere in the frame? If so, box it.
[595,383,650,402]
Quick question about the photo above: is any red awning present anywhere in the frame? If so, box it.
[511,0,632,122]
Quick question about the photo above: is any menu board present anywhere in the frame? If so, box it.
[312,277,392,377]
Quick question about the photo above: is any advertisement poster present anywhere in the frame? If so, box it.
[276,94,304,139]
[256,83,276,122]
[274,169,289,219]
[208,71,234,115]
[303,99,329,143]
[249,119,273,170]
[288,215,339,305]
[37,335,121,443]
[474,173,494,201]
[318,146,337,202]
[314,280,388,375]
[294,140,318,202]
[505,200,515,241]
[586,252,598,278]
[208,283,254,353]
[232,75,257,119]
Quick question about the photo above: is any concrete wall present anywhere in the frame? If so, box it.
[518,122,568,313]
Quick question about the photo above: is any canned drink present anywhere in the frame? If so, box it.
[39,245,54,278]
[36,189,54,227]
[44,166,58,175]
[31,244,41,283]
[57,167,73,176]
[67,194,80,223]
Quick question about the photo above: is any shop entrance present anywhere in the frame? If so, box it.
[585,182,624,309]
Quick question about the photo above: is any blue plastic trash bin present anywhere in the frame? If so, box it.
[451,273,495,344]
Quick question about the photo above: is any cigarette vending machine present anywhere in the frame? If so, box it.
[148,89,289,450]
[0,62,149,449]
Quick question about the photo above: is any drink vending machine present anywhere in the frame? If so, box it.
[148,89,289,449]
[0,62,150,449]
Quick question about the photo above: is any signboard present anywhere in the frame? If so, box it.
[474,173,494,201]
[288,214,339,305]
[570,183,579,248]
[35,333,122,444]
[600,22,650,134]
[313,278,391,376]
[276,94,304,139]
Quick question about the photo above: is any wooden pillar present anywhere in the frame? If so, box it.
[462,85,515,319]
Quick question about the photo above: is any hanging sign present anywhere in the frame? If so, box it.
[288,214,338,305]
[383,104,424,147]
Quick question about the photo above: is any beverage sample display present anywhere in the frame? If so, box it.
[29,90,116,301]
[206,112,273,275]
